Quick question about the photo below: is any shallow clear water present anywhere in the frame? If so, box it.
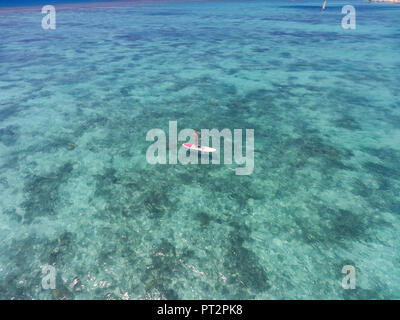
[0,0,399,299]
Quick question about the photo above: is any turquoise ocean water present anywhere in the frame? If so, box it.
[0,0,399,299]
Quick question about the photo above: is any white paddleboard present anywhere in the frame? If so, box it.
[183,143,216,153]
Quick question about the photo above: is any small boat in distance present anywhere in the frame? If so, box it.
[322,0,327,10]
